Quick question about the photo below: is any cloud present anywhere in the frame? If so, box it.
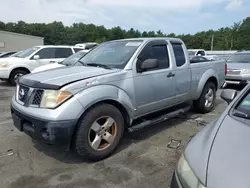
[0,0,247,34]
[225,0,243,11]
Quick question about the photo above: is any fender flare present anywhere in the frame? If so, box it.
[194,69,218,100]
[74,85,135,119]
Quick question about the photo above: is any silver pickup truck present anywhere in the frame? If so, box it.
[11,38,226,161]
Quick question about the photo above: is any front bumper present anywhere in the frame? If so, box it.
[170,171,183,188]
[11,104,78,149]
[0,68,10,79]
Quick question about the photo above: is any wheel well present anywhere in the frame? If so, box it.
[69,99,131,149]
[10,67,30,78]
[207,76,218,90]
[89,100,131,127]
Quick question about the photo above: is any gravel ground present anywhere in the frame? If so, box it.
[0,81,233,188]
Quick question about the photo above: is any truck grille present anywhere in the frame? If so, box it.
[18,85,29,102]
[32,90,44,105]
[17,85,44,107]
[227,69,241,75]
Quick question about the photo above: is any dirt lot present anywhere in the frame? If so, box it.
[0,81,231,188]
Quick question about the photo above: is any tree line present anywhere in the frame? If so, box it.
[0,17,249,50]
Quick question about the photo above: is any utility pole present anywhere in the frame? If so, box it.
[211,34,214,51]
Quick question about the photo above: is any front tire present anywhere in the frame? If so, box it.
[193,82,216,114]
[74,103,124,161]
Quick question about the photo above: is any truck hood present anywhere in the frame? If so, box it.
[31,63,65,73]
[19,66,120,89]
[207,115,250,188]
[227,62,250,70]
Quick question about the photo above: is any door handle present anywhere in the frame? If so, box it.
[50,61,55,63]
[167,72,175,78]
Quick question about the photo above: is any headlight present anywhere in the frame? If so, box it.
[177,154,206,188]
[40,90,72,108]
[241,69,250,74]
[0,62,8,68]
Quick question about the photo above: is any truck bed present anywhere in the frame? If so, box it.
[190,60,226,99]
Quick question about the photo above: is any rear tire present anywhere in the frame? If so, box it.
[193,82,216,114]
[9,69,29,85]
[74,103,124,161]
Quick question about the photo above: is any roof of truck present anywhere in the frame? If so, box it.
[113,37,184,43]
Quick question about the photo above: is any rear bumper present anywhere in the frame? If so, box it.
[225,74,250,85]
[11,104,78,149]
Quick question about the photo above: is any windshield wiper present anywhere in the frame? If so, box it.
[232,110,250,119]
[85,63,111,69]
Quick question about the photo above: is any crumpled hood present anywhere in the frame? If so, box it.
[227,62,250,70]
[19,66,119,89]
[207,115,250,188]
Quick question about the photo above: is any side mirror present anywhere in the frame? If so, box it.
[220,89,237,104]
[33,55,40,60]
[138,59,159,72]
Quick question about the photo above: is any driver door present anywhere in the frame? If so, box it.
[133,40,176,116]
[29,48,56,70]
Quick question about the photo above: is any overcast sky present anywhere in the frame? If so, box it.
[1,0,249,34]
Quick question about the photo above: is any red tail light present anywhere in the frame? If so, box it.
[225,63,227,75]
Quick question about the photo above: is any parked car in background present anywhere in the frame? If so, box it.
[9,51,23,58]
[188,49,216,60]
[31,49,90,73]
[0,51,16,58]
[75,42,98,50]
[11,37,226,161]
[0,45,85,85]
[223,51,250,87]
[171,86,250,188]
[190,56,210,64]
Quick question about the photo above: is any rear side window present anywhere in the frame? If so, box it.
[197,51,205,56]
[171,43,186,67]
[54,48,73,58]
[139,44,169,70]
[74,48,84,52]
[35,48,55,59]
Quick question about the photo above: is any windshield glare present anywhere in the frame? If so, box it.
[60,51,88,66]
[227,53,250,63]
[78,40,143,69]
[17,47,40,58]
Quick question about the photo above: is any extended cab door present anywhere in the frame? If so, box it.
[170,42,192,103]
[133,40,176,116]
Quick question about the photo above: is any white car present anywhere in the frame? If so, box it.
[31,50,90,73]
[0,45,85,85]
[75,42,98,49]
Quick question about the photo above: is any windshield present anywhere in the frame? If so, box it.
[188,51,196,56]
[227,53,250,63]
[9,51,23,57]
[77,40,143,69]
[16,47,40,58]
[59,51,88,66]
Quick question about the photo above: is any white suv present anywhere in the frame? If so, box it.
[0,45,85,85]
